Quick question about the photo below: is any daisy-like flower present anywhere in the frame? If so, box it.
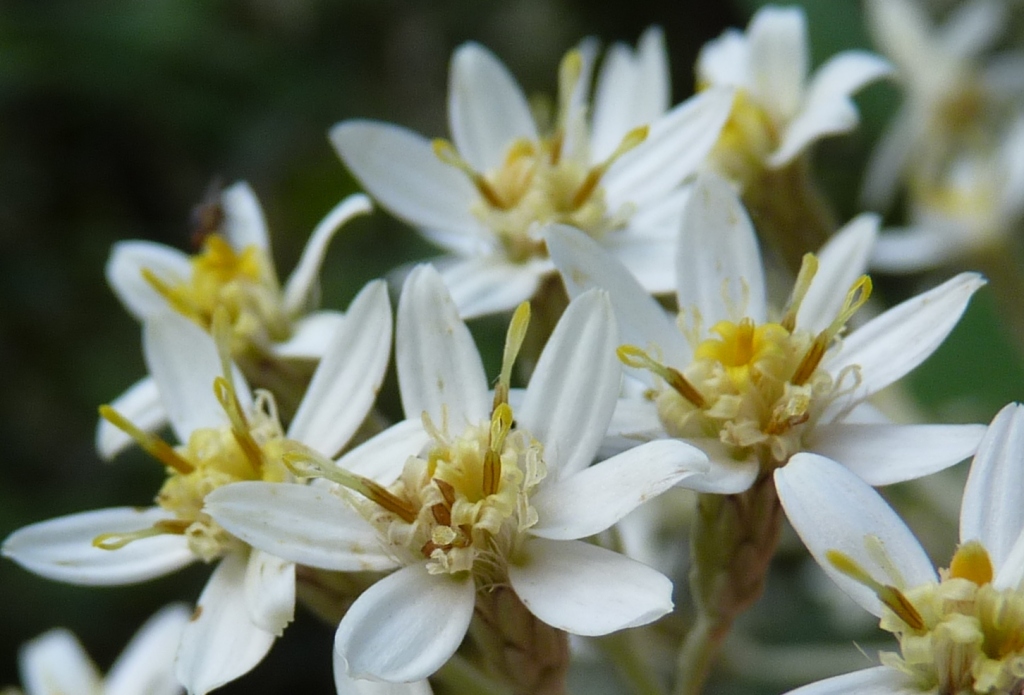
[861,0,1024,212]
[98,183,372,459]
[331,32,734,317]
[205,264,709,685]
[3,280,392,694]
[5,604,188,695]
[697,4,892,186]
[776,402,1024,694]
[546,171,986,494]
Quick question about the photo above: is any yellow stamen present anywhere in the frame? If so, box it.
[484,403,514,496]
[92,519,191,550]
[618,345,707,408]
[494,302,531,409]
[557,50,584,130]
[99,406,194,474]
[141,268,203,326]
[571,125,648,210]
[433,139,508,209]
[213,377,264,475]
[780,254,819,332]
[827,549,925,630]
[791,276,872,386]
[949,540,994,586]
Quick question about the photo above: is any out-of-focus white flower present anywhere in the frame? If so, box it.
[872,117,1024,272]
[3,281,392,695]
[697,5,892,185]
[776,402,1024,694]
[6,604,188,695]
[205,264,708,685]
[546,171,986,494]
[98,184,372,459]
[332,31,734,317]
[861,0,1024,211]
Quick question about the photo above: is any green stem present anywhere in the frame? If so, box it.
[435,654,513,695]
[597,630,668,695]
[672,614,725,695]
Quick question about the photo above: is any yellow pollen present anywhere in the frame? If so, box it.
[949,540,994,586]
[695,319,789,386]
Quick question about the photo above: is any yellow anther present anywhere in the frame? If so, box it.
[141,268,202,326]
[495,302,531,409]
[827,549,925,631]
[484,403,514,496]
[433,139,508,209]
[780,253,819,332]
[92,518,190,551]
[557,50,584,126]
[618,345,707,408]
[824,275,872,343]
[571,125,649,210]
[213,377,263,476]
[99,405,195,475]
[949,540,994,586]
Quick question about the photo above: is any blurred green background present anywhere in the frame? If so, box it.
[1,1,1021,693]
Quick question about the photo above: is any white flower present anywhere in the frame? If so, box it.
[775,402,1024,694]
[98,183,372,459]
[546,171,986,494]
[7,604,188,695]
[697,4,892,184]
[861,0,1024,211]
[205,264,709,685]
[3,280,393,695]
[331,32,734,318]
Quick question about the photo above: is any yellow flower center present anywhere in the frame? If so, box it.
[143,233,292,355]
[434,51,648,264]
[705,88,779,186]
[619,254,871,468]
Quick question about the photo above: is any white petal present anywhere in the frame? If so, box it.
[960,403,1024,569]
[870,225,964,273]
[439,255,545,320]
[939,0,1005,59]
[106,603,191,695]
[696,29,749,88]
[783,666,920,695]
[96,376,166,460]
[447,42,536,172]
[508,537,673,636]
[808,423,985,486]
[221,182,269,253]
[205,481,399,572]
[243,549,294,636]
[796,214,879,334]
[770,52,893,167]
[531,439,707,540]
[607,396,662,437]
[682,439,760,494]
[775,454,936,618]
[330,120,480,236]
[283,194,373,314]
[176,552,276,695]
[603,234,676,295]
[676,171,766,325]
[271,310,345,359]
[823,272,985,401]
[334,665,433,695]
[335,563,474,682]
[864,0,934,79]
[18,629,101,695]
[603,87,735,210]
[995,530,1024,590]
[143,311,249,442]
[748,6,808,122]
[545,224,689,371]
[518,290,620,479]
[396,265,489,427]
[336,418,430,484]
[106,241,191,321]
[2,507,195,586]
[860,107,915,212]
[288,281,392,457]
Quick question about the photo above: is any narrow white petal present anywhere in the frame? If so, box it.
[221,181,270,253]
[397,265,489,427]
[823,272,985,401]
[283,194,373,314]
[335,564,474,682]
[797,214,879,334]
[2,507,195,585]
[330,121,480,236]
[995,530,1024,590]
[696,29,749,88]
[870,225,964,273]
[545,224,689,370]
[607,396,662,437]
[336,418,430,484]
[106,603,191,695]
[448,42,536,172]
[288,281,392,458]
[518,290,620,479]
[243,550,294,637]
[677,171,767,325]
[808,423,985,486]
[530,439,707,540]
[106,241,191,321]
[508,537,673,636]
[96,376,166,460]
[604,235,676,295]
[19,629,101,695]
[939,0,1005,59]
[864,0,934,78]
[748,6,808,121]
[960,403,1024,568]
[176,552,276,695]
[271,311,345,359]
[205,481,399,572]
[439,256,545,320]
[860,107,915,212]
[143,311,249,442]
[603,88,734,209]
[775,454,936,618]
[334,664,433,695]
[783,666,919,695]
[682,439,760,494]
[770,52,893,167]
